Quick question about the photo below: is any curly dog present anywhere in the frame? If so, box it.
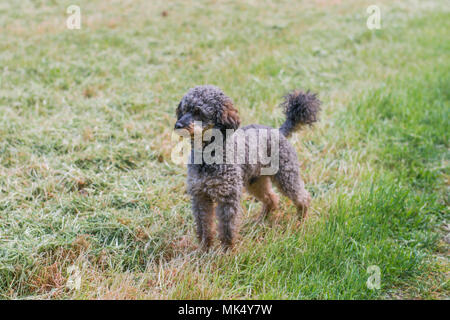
[174,85,321,250]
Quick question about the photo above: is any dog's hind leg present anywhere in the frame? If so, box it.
[191,195,215,250]
[247,176,279,222]
[272,165,311,219]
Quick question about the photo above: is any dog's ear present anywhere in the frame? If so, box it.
[219,100,241,130]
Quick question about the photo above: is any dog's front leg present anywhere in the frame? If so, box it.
[216,198,240,250]
[191,195,215,250]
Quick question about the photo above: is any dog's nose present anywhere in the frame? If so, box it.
[174,122,184,129]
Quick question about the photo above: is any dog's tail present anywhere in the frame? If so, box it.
[279,90,321,138]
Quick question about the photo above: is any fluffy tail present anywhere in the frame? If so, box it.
[279,90,321,138]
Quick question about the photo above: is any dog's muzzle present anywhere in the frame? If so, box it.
[174,122,185,129]
[174,113,194,131]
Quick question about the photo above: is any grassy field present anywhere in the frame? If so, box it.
[0,0,448,299]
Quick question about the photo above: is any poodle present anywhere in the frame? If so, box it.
[174,85,321,250]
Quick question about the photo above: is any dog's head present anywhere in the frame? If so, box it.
[174,85,240,136]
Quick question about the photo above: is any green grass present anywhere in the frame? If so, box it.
[0,0,448,299]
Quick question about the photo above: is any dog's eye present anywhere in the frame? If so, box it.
[192,108,202,116]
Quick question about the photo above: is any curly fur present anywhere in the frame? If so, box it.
[175,85,321,250]
[279,90,321,137]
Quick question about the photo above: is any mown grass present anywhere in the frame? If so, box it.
[0,0,448,299]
